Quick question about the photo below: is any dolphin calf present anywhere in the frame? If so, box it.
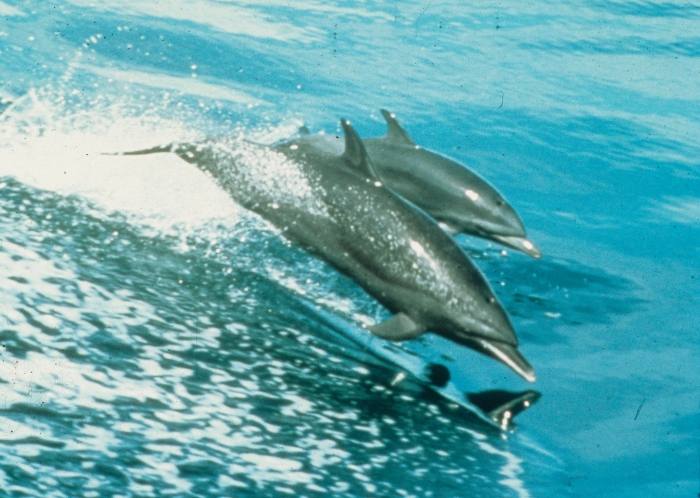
[286,110,541,258]
[115,121,535,382]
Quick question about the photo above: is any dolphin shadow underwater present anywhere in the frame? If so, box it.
[285,110,541,258]
[296,294,540,429]
[113,120,536,386]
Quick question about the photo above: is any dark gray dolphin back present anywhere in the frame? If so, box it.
[114,121,535,382]
[279,123,533,380]
[286,111,541,258]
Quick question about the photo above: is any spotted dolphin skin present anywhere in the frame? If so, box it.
[290,110,541,258]
[115,121,535,382]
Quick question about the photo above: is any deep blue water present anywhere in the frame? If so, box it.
[0,1,698,496]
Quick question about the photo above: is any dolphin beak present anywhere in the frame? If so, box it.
[476,338,537,383]
[490,234,542,259]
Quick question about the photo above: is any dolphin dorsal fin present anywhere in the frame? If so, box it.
[340,119,380,180]
[380,109,415,146]
[298,125,310,136]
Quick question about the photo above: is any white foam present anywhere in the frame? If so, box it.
[82,65,268,107]
[0,95,241,234]
[0,1,24,16]
[477,441,531,498]
[64,0,322,42]
[239,453,302,472]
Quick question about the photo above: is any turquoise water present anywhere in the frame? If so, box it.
[0,1,698,496]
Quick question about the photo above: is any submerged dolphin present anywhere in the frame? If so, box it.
[287,110,541,258]
[115,121,535,382]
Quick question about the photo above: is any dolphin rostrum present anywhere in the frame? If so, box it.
[114,121,536,382]
[288,110,541,258]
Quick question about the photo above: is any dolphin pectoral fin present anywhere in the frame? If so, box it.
[379,109,416,146]
[467,389,541,429]
[367,313,425,341]
[490,235,542,259]
[298,125,310,136]
[340,119,381,181]
[477,339,536,383]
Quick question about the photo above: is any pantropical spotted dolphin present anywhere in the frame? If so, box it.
[288,110,541,258]
[115,121,535,382]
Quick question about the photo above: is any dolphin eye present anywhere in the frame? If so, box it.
[496,200,504,207]
[485,296,496,304]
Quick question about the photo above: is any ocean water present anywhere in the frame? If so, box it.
[0,1,698,497]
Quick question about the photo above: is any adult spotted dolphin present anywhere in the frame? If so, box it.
[289,110,541,258]
[114,121,535,382]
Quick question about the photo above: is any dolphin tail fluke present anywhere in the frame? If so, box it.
[367,313,425,341]
[102,144,175,156]
[477,339,536,383]
[379,109,415,146]
[467,389,541,429]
